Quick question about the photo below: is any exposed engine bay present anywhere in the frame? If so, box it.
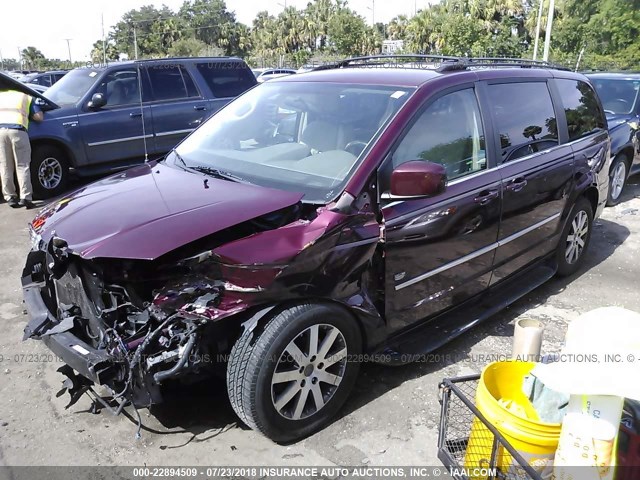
[22,202,315,411]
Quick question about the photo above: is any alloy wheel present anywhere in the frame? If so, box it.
[610,160,626,201]
[271,324,348,420]
[565,210,589,265]
[38,157,63,190]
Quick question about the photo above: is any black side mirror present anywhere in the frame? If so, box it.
[88,93,106,109]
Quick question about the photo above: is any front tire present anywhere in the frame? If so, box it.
[556,197,593,277]
[31,145,70,199]
[606,154,628,206]
[227,303,361,442]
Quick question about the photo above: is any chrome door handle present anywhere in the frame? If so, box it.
[506,177,528,192]
[474,189,499,205]
[130,112,142,118]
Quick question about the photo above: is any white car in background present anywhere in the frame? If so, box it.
[252,68,296,83]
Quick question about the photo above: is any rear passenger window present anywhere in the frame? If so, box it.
[555,79,606,141]
[196,62,256,98]
[487,82,558,162]
[393,88,487,180]
[147,64,199,101]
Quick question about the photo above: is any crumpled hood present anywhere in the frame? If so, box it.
[32,161,303,260]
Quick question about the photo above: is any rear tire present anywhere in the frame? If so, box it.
[606,154,628,206]
[226,303,361,442]
[556,197,593,277]
[30,145,69,199]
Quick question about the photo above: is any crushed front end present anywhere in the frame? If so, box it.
[22,234,233,409]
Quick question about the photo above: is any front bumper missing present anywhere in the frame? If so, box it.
[23,287,118,385]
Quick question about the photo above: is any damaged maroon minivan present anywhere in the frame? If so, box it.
[22,56,610,442]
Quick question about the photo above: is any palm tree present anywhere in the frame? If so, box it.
[277,7,306,54]
[21,46,45,70]
[387,15,409,40]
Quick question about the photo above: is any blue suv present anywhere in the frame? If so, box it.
[27,57,256,197]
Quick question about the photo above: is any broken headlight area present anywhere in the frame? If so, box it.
[22,202,320,415]
[22,241,236,412]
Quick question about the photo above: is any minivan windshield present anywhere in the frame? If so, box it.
[174,81,413,203]
[44,68,101,106]
[590,78,640,115]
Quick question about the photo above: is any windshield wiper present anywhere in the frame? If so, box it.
[170,150,246,183]
[171,150,188,169]
[189,165,247,183]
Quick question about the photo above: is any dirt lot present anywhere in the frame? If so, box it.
[0,179,639,468]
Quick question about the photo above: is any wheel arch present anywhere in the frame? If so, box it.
[238,298,369,351]
[581,185,599,216]
[31,138,77,168]
[614,147,633,177]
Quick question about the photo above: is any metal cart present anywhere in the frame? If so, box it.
[437,374,544,480]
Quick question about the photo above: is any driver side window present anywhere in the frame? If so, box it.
[392,88,486,180]
[94,69,140,107]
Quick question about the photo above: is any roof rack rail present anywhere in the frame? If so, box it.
[313,54,569,72]
[463,57,569,71]
[313,54,465,72]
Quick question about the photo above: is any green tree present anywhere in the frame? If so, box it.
[90,40,120,63]
[167,37,209,56]
[111,5,181,58]
[179,0,236,46]
[21,46,45,69]
[387,15,409,41]
[327,8,369,56]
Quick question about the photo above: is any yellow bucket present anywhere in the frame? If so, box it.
[464,361,561,479]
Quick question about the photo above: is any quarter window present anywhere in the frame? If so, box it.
[555,79,606,141]
[487,82,558,162]
[393,88,487,180]
[147,64,199,101]
[196,62,256,98]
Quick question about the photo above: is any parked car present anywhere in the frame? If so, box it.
[21,56,610,443]
[586,73,640,205]
[253,67,297,83]
[25,70,67,87]
[6,57,257,198]
[26,83,49,94]
[296,64,316,73]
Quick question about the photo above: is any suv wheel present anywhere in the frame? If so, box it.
[227,303,361,442]
[607,154,628,206]
[556,197,593,277]
[31,145,69,199]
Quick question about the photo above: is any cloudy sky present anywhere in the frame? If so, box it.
[0,0,435,63]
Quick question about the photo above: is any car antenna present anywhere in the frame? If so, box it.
[136,61,149,163]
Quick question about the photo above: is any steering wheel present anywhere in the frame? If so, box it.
[604,98,631,114]
[344,140,368,156]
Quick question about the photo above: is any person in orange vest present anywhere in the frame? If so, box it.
[0,89,43,208]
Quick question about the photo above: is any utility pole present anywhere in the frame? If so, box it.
[64,38,73,64]
[102,13,107,64]
[133,24,139,60]
[367,0,375,25]
[532,0,544,60]
[542,0,555,62]
[575,45,585,72]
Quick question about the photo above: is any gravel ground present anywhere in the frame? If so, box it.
[0,178,638,468]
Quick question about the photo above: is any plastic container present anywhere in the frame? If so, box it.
[512,318,544,362]
[464,361,561,479]
[553,395,624,480]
